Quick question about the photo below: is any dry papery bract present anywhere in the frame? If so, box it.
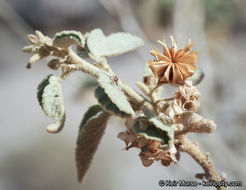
[23,29,228,190]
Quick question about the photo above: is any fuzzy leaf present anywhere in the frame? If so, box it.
[37,75,65,133]
[76,105,110,183]
[148,117,174,147]
[79,105,104,129]
[133,106,174,147]
[133,117,174,148]
[95,72,134,118]
[187,68,204,85]
[37,74,53,107]
[53,30,85,48]
[87,28,144,57]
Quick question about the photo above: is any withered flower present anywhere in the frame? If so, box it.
[174,81,200,112]
[148,36,197,85]
[117,130,177,167]
[165,81,201,118]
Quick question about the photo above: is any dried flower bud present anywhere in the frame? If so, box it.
[174,81,200,112]
[139,152,154,167]
[148,36,197,85]
[117,127,177,168]
[117,131,136,147]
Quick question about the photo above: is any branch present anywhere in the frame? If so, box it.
[178,136,228,190]
[175,112,216,136]
[66,48,100,78]
[67,48,153,110]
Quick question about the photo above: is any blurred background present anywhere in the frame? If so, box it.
[0,0,245,189]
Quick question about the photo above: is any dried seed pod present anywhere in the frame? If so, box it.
[148,36,197,85]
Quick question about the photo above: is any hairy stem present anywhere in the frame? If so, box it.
[175,112,216,136]
[67,48,100,78]
[66,48,153,111]
[179,136,228,190]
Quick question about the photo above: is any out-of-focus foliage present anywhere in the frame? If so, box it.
[204,0,237,31]
[158,0,175,26]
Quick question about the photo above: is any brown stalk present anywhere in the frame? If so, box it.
[178,136,228,190]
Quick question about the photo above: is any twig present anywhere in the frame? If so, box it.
[178,136,228,190]
[175,112,216,136]
[88,53,114,75]
[64,48,154,111]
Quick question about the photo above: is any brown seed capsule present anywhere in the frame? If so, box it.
[148,36,197,85]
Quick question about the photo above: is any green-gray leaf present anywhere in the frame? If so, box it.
[37,75,65,133]
[133,117,174,148]
[95,72,134,118]
[53,30,85,48]
[87,28,144,57]
[37,74,53,107]
[76,105,110,183]
[134,106,174,148]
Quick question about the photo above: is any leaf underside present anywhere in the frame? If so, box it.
[76,105,110,182]
[37,75,65,133]
[87,28,144,57]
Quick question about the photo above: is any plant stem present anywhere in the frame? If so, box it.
[178,136,228,190]
[66,48,154,111]
[67,48,100,78]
